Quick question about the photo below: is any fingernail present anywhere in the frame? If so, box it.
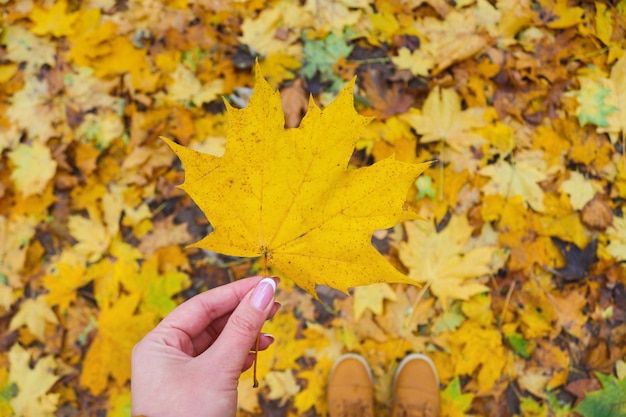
[263,333,275,342]
[250,277,276,311]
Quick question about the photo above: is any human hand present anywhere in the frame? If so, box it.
[131,276,279,417]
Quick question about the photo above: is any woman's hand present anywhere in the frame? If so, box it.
[131,276,279,417]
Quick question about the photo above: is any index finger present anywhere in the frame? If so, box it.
[156,276,265,338]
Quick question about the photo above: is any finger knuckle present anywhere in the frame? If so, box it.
[230,313,259,334]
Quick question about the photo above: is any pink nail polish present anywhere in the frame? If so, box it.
[250,277,276,311]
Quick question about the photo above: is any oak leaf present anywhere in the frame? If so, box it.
[165,66,429,297]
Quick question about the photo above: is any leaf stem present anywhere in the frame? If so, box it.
[252,253,269,388]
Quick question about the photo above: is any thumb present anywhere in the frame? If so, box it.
[204,277,276,374]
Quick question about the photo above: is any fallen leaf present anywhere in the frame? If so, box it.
[606,215,626,261]
[9,297,58,341]
[575,372,626,417]
[440,376,474,417]
[550,237,598,282]
[353,282,397,320]
[479,152,547,212]
[43,255,90,312]
[265,370,300,406]
[28,0,78,37]
[280,79,309,128]
[581,194,614,230]
[560,171,596,211]
[80,295,155,394]
[399,215,496,309]
[8,344,60,417]
[402,87,486,151]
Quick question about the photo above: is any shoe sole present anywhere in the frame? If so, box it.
[391,353,440,394]
[329,353,374,384]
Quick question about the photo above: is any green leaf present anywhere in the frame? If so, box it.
[433,301,465,334]
[301,30,354,92]
[576,79,618,127]
[506,332,532,359]
[415,175,436,200]
[441,377,473,416]
[575,372,626,417]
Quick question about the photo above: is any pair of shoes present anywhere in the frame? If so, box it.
[328,353,440,417]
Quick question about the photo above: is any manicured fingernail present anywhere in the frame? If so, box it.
[250,277,276,311]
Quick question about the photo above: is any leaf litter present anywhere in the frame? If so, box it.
[0,1,625,416]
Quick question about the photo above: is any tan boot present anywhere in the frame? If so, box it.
[328,354,375,417]
[391,354,440,417]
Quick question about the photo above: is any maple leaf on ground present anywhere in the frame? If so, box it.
[479,152,548,212]
[2,25,56,74]
[8,344,60,417]
[8,142,57,198]
[440,376,474,417]
[575,372,626,417]
[80,295,155,394]
[7,75,61,141]
[43,255,90,312]
[164,64,429,297]
[606,216,626,261]
[28,0,78,37]
[353,282,397,320]
[399,215,498,309]
[0,215,37,288]
[402,87,487,152]
[391,47,434,77]
[9,297,58,341]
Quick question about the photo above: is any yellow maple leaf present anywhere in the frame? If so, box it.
[9,142,57,196]
[293,356,333,416]
[164,64,224,106]
[265,370,301,406]
[165,66,429,297]
[67,9,119,68]
[353,282,397,320]
[447,320,509,393]
[9,297,58,341]
[391,47,434,77]
[7,75,60,141]
[402,87,486,151]
[479,152,547,212]
[80,295,155,394]
[68,215,110,263]
[29,0,78,37]
[544,0,584,29]
[3,25,56,73]
[399,215,497,309]
[239,7,302,56]
[0,215,37,288]
[8,344,60,417]
[43,253,90,312]
[606,216,626,261]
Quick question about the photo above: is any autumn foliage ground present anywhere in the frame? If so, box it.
[1,0,626,416]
